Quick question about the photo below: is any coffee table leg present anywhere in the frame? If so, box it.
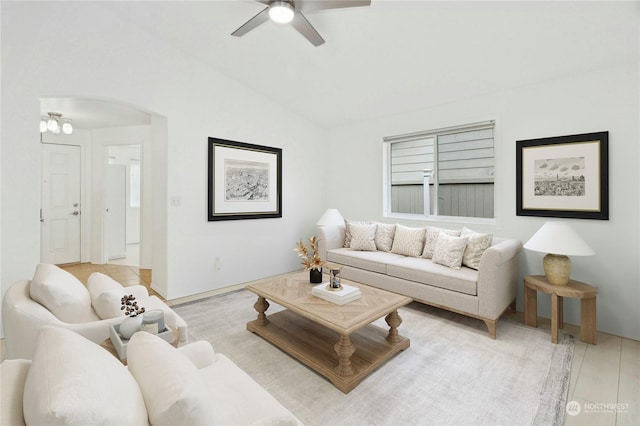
[385,310,403,343]
[253,296,270,325]
[334,334,355,377]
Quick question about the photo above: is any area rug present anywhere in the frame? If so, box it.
[174,289,574,426]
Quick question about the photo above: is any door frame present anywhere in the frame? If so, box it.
[99,143,144,265]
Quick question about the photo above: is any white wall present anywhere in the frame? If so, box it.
[326,63,640,340]
[1,2,327,313]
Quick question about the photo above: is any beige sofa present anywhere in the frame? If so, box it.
[1,327,301,425]
[317,222,522,338]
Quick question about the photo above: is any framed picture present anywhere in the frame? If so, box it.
[516,131,608,220]
[208,137,282,221]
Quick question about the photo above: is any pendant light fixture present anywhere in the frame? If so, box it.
[40,112,73,135]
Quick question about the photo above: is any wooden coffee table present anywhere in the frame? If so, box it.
[246,271,412,393]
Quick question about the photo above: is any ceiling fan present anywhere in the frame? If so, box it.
[231,0,371,47]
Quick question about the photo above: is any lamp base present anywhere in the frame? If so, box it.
[543,253,571,285]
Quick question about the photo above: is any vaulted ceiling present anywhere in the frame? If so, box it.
[43,1,639,129]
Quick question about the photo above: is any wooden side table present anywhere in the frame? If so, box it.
[524,274,597,344]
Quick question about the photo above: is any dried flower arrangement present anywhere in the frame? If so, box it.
[121,294,146,317]
[294,236,325,271]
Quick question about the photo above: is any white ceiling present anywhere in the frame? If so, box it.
[42,0,639,129]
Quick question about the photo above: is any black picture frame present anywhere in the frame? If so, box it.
[208,137,282,221]
[516,131,608,220]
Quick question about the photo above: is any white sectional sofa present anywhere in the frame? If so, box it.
[2,264,188,359]
[1,327,301,426]
[317,221,522,338]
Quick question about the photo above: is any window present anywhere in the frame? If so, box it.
[384,121,495,219]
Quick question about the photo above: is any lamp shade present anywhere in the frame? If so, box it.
[523,221,594,256]
[316,209,344,227]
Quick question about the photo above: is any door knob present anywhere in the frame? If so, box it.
[71,211,79,216]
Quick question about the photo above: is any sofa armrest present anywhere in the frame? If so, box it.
[3,280,143,359]
[316,224,346,261]
[177,340,216,369]
[1,359,31,426]
[476,238,523,320]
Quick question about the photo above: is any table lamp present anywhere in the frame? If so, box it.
[316,208,344,227]
[523,221,595,286]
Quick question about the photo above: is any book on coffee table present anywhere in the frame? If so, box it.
[312,282,362,305]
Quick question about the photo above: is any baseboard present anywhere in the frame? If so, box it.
[166,270,300,306]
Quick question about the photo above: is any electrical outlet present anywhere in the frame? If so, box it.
[170,196,181,207]
[214,257,221,271]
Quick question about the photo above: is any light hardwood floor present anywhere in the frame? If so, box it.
[502,310,639,426]
[60,262,162,300]
[2,264,638,425]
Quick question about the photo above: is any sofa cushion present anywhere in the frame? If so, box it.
[88,272,150,319]
[432,233,469,269]
[373,222,396,252]
[349,222,377,251]
[23,327,147,426]
[344,219,370,248]
[460,227,493,270]
[327,248,405,274]
[128,331,216,426]
[390,224,426,257]
[386,257,478,296]
[422,226,462,259]
[30,263,98,323]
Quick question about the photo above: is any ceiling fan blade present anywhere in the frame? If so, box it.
[290,11,325,46]
[299,0,371,13]
[231,6,270,37]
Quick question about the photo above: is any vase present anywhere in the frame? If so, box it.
[119,315,143,340]
[309,268,323,284]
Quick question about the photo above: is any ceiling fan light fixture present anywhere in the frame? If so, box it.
[41,112,72,135]
[47,118,59,132]
[62,121,73,135]
[269,1,294,24]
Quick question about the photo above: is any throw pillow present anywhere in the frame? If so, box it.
[127,331,216,426]
[87,271,122,296]
[460,226,493,270]
[390,224,426,257]
[422,226,462,259]
[343,219,370,248]
[29,263,98,323]
[349,223,378,251]
[88,272,150,319]
[23,327,147,426]
[432,232,469,269]
[373,222,396,252]
[94,285,150,320]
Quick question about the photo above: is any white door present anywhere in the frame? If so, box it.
[41,144,81,264]
[106,164,127,260]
